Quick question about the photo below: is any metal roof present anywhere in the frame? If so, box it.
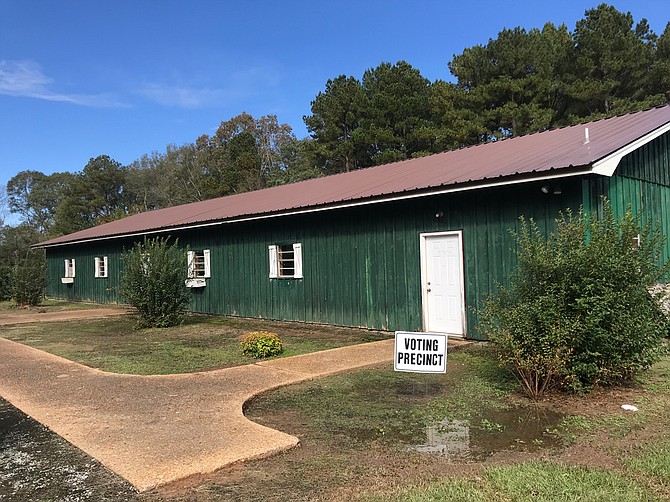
[38,105,670,247]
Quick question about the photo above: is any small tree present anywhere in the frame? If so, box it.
[119,237,190,328]
[0,225,45,305]
[0,265,11,301]
[480,200,670,398]
[11,248,46,306]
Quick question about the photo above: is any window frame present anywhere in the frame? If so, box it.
[94,256,108,278]
[186,249,211,287]
[64,258,76,278]
[269,243,302,279]
[61,258,76,284]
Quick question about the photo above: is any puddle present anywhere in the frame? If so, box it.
[0,399,138,501]
[410,406,565,460]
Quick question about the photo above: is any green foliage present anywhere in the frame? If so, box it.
[240,331,283,358]
[11,248,46,306]
[7,158,130,237]
[119,237,190,328]
[449,23,575,138]
[305,61,441,174]
[52,155,129,235]
[7,170,75,235]
[304,75,369,173]
[479,200,670,397]
[193,113,298,199]
[571,4,658,115]
[266,138,324,186]
[0,265,11,301]
[361,61,434,161]
[0,225,45,304]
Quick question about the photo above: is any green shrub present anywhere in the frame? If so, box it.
[479,200,670,398]
[11,248,45,306]
[241,331,283,358]
[0,225,44,304]
[0,264,13,301]
[119,237,190,328]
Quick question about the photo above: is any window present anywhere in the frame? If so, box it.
[269,243,302,279]
[61,258,76,284]
[187,250,211,280]
[64,258,76,278]
[94,256,108,278]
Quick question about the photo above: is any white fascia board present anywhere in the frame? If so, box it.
[592,123,670,176]
[37,167,592,249]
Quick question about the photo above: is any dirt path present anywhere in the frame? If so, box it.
[0,307,130,325]
[0,336,436,491]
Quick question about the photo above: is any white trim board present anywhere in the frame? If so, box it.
[592,122,670,176]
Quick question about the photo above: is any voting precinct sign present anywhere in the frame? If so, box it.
[394,331,447,373]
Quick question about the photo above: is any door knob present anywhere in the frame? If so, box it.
[427,288,431,292]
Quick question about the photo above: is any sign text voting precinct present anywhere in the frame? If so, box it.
[394,332,447,373]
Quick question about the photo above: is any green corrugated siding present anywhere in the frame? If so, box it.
[582,132,670,271]
[605,176,670,271]
[617,131,670,187]
[45,180,583,339]
[46,243,128,303]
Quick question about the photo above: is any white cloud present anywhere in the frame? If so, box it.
[0,60,51,93]
[0,59,124,107]
[137,66,280,109]
[136,83,224,108]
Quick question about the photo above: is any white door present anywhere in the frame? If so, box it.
[420,232,465,335]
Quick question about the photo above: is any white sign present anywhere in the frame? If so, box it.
[394,331,447,373]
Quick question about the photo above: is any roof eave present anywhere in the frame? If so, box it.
[35,165,594,249]
[592,121,670,176]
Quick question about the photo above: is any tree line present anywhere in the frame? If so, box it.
[1,3,669,302]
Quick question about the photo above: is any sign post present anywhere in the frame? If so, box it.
[394,331,447,373]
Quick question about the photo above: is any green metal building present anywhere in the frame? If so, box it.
[38,106,670,339]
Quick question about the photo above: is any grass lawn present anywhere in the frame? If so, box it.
[0,312,390,374]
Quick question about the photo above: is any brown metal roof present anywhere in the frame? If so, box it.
[38,105,670,247]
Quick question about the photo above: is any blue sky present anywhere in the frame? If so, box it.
[1,0,668,210]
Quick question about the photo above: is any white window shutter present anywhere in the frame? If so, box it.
[203,249,211,278]
[64,259,69,277]
[71,258,76,278]
[94,257,100,278]
[293,243,303,279]
[268,245,278,278]
[103,256,108,278]
[187,251,195,278]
